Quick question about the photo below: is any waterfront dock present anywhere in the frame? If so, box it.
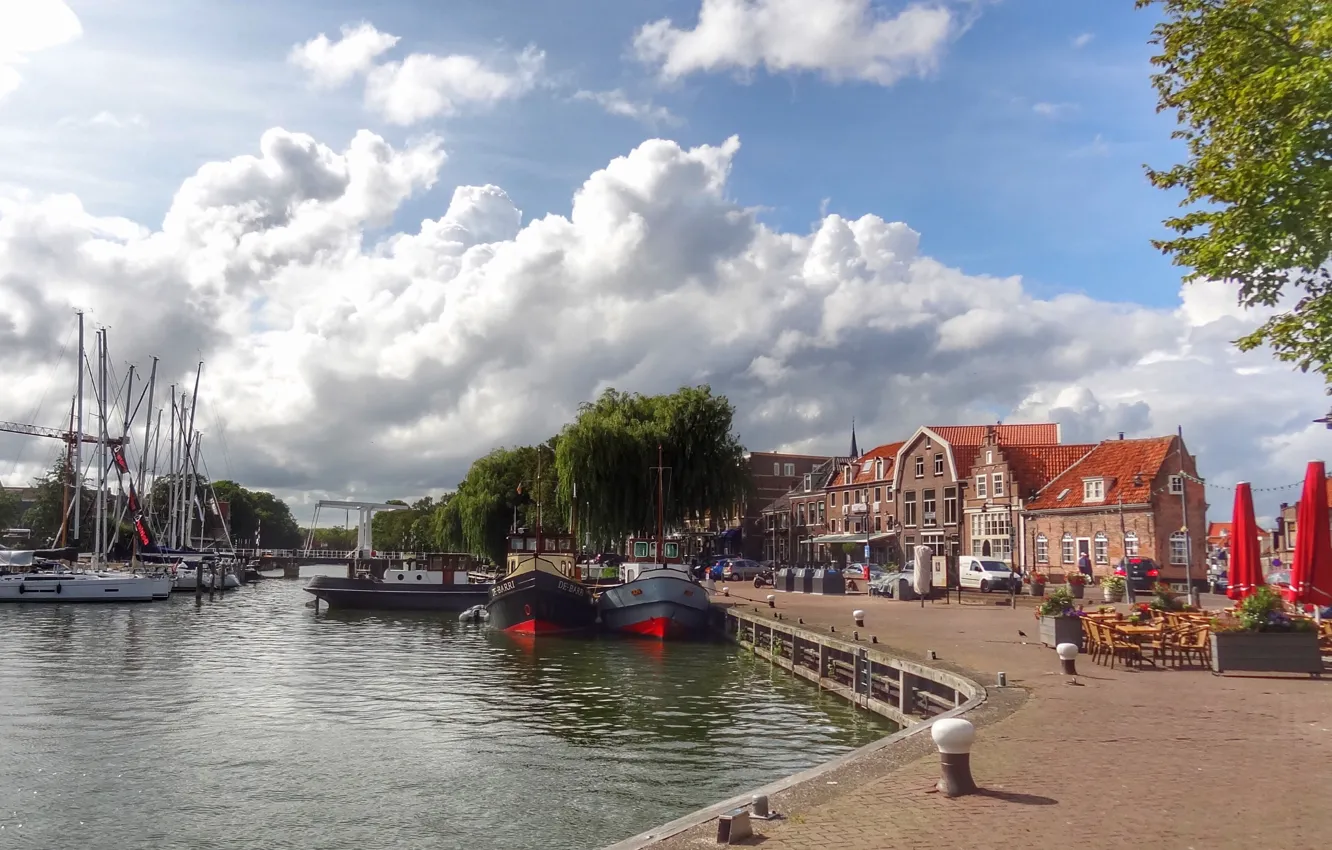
[628,587,1332,850]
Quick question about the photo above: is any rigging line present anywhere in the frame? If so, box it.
[7,322,78,481]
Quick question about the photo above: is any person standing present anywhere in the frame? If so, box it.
[1077,551,1093,580]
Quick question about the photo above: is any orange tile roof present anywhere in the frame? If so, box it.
[1024,436,1176,511]
[928,423,1060,447]
[1003,444,1097,497]
[848,442,904,484]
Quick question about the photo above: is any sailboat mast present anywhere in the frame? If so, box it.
[138,357,157,498]
[535,451,543,552]
[656,443,664,564]
[60,396,74,548]
[109,363,134,555]
[183,363,203,547]
[73,311,84,542]
[167,387,177,549]
[96,329,108,566]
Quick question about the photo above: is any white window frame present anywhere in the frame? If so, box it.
[1169,474,1183,495]
[1061,533,1075,564]
[992,472,1004,497]
[1124,532,1139,557]
[1094,532,1108,565]
[1036,534,1049,564]
[784,462,795,477]
[1083,478,1105,502]
[985,450,993,464]
[975,475,987,498]
[803,473,812,491]
[1170,532,1188,565]
[934,454,944,476]
[914,456,925,478]
[773,462,781,475]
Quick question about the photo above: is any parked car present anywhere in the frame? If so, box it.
[1114,557,1162,591]
[1209,568,1228,595]
[957,556,1019,593]
[869,570,908,597]
[722,558,765,581]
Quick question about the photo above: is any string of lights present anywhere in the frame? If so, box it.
[1178,470,1305,495]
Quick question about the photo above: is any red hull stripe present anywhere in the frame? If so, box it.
[618,616,687,639]
[505,619,575,635]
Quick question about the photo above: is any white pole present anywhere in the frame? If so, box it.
[73,311,84,542]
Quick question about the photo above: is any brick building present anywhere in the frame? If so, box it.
[1022,434,1208,584]
[1274,474,1332,564]
[736,451,833,559]
[760,456,845,563]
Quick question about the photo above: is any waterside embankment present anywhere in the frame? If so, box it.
[611,587,1332,850]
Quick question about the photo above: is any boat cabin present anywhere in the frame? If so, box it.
[505,528,576,578]
[626,537,683,564]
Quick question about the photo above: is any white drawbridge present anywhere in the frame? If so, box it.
[306,500,409,559]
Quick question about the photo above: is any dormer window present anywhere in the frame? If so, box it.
[844,466,853,485]
[803,473,812,492]
[875,458,883,479]
[1083,478,1106,503]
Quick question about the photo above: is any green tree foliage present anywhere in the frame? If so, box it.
[1139,0,1332,384]
[204,480,302,549]
[444,443,562,564]
[20,457,96,546]
[305,525,358,550]
[0,486,22,530]
[554,386,751,546]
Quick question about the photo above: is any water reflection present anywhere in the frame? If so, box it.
[0,575,891,850]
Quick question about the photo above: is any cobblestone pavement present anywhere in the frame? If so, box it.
[649,587,1332,850]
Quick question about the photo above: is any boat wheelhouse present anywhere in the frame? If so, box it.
[486,528,595,635]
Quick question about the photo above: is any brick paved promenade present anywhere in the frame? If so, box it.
[648,588,1332,850]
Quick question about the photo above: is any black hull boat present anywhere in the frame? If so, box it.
[305,574,491,611]
[487,567,595,634]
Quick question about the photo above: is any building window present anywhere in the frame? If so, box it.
[1062,533,1075,564]
[985,450,993,464]
[876,458,884,479]
[1124,532,1138,557]
[845,466,853,485]
[1094,532,1108,564]
[798,504,806,525]
[1036,534,1049,564]
[875,515,882,532]
[923,489,937,527]
[992,472,1004,498]
[903,492,918,527]
[773,462,780,475]
[803,473,812,491]
[1083,478,1105,502]
[830,492,837,507]
[885,484,894,501]
[874,486,882,503]
[914,456,925,478]
[1170,532,1188,564]
[1169,474,1183,494]
[975,475,987,498]
[784,463,795,477]
[943,486,958,525]
[934,454,944,475]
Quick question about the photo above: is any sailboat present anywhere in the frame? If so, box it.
[597,445,711,639]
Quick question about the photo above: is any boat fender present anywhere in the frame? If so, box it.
[17,583,24,595]
[56,583,62,594]
[524,604,532,617]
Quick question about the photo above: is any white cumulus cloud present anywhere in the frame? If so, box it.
[288,22,401,88]
[365,44,545,125]
[0,129,1323,516]
[573,89,680,127]
[634,0,959,85]
[0,0,82,99]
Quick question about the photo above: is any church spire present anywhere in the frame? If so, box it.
[849,418,860,459]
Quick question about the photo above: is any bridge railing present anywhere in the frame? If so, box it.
[234,549,421,561]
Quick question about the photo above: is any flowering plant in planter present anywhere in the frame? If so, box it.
[1026,572,1047,585]
[1100,575,1125,592]
[1065,573,1089,586]
[1211,586,1317,633]
[1037,588,1083,617]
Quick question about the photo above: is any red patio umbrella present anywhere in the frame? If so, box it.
[1290,460,1332,609]
[1226,482,1264,601]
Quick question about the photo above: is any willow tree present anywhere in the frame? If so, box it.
[442,442,562,563]
[554,386,751,546]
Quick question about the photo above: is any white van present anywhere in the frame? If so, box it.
[958,556,1019,592]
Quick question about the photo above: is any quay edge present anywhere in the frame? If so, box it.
[600,603,988,850]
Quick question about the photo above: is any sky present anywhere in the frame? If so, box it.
[0,0,1324,524]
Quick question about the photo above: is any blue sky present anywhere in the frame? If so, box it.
[3,0,1183,306]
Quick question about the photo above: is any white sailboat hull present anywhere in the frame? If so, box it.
[0,572,159,602]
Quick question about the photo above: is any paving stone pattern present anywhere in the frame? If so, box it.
[656,588,1332,850]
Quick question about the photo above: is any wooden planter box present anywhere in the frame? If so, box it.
[1210,631,1324,675]
[1040,615,1084,652]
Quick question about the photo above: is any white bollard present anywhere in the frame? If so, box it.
[853,608,865,627]
[930,718,977,797]
[767,594,776,608]
[1056,642,1079,676]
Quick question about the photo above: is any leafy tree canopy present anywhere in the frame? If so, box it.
[1139,0,1332,385]
[554,386,751,546]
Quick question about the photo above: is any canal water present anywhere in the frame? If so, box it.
[0,568,892,850]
